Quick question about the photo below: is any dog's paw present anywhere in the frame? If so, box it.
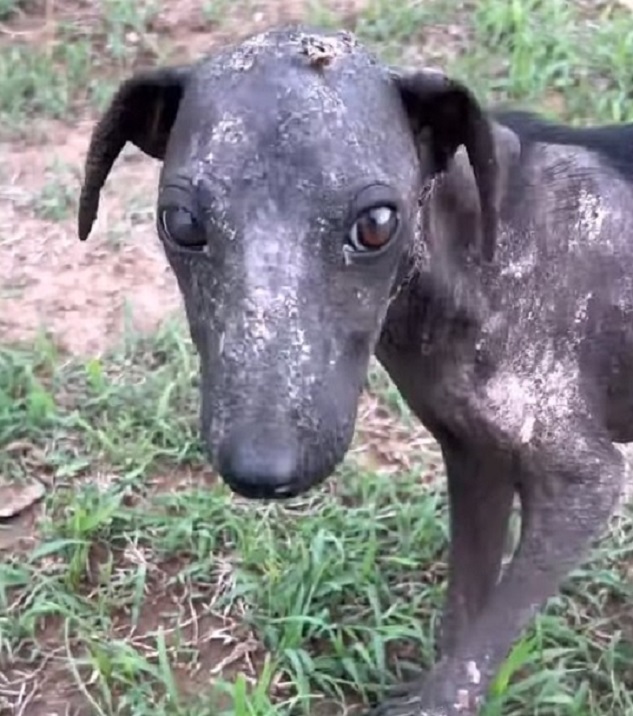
[363,673,478,716]
[364,694,448,716]
[363,683,448,716]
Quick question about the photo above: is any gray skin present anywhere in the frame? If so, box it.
[77,25,632,716]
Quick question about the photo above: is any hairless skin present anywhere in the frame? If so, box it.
[77,26,633,715]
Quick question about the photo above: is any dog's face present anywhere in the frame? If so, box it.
[157,31,421,499]
[78,26,498,499]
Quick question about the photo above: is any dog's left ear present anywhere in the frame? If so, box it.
[392,69,498,262]
[78,65,191,243]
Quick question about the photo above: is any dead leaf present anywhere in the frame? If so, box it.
[0,478,47,519]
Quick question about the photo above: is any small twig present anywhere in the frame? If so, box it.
[45,0,55,57]
[63,620,107,716]
[15,680,38,716]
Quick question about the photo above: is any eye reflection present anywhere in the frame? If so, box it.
[348,206,399,251]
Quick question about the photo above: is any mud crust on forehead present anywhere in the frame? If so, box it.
[242,25,361,57]
[204,25,376,75]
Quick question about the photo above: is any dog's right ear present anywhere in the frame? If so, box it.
[390,67,498,261]
[78,65,191,242]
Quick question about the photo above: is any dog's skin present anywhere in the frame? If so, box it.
[76,26,632,715]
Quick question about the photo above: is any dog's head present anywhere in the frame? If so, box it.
[78,26,498,499]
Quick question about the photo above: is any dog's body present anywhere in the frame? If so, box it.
[374,108,633,712]
[77,27,633,715]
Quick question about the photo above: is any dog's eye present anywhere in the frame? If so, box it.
[348,206,398,252]
[159,207,206,250]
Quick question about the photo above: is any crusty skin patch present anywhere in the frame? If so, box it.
[299,31,357,67]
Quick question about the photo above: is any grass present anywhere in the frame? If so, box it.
[0,0,163,135]
[2,0,633,134]
[30,159,80,221]
[2,0,633,714]
[451,0,633,123]
[2,327,633,715]
[0,326,445,714]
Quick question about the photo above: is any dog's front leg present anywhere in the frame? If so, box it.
[437,433,516,658]
[367,420,623,716]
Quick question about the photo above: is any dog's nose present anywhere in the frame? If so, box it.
[217,428,300,499]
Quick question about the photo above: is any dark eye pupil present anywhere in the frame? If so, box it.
[353,207,397,250]
[160,207,206,249]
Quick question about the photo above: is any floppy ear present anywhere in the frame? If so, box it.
[392,69,498,262]
[78,65,191,242]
